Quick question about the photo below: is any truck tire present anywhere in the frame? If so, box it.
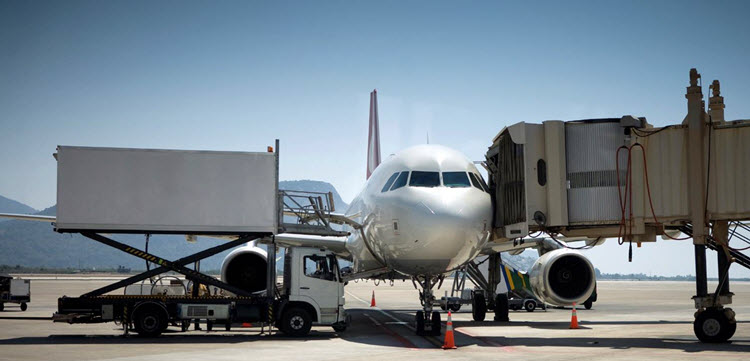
[472,293,486,322]
[449,304,461,312]
[524,300,536,312]
[20,302,27,311]
[281,307,312,337]
[0,303,4,311]
[584,300,593,310]
[133,304,167,337]
[332,323,347,332]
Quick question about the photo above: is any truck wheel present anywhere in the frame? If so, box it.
[694,308,735,343]
[207,320,213,331]
[332,323,347,332]
[0,303,4,312]
[133,305,167,337]
[524,300,536,312]
[472,293,486,322]
[225,322,231,331]
[20,302,27,311]
[281,307,312,337]
[584,300,593,310]
[449,304,461,312]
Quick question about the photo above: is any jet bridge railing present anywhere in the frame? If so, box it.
[279,189,349,237]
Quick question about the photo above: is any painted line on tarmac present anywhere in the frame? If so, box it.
[455,327,516,352]
[363,313,420,350]
[346,290,442,348]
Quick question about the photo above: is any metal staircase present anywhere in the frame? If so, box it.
[679,223,750,270]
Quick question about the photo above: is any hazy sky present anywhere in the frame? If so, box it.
[2,1,749,277]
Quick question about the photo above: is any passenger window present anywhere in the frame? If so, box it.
[468,173,483,190]
[390,171,410,190]
[409,171,440,187]
[443,172,471,188]
[381,172,400,192]
[304,255,335,281]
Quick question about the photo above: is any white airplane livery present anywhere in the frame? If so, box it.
[0,89,597,336]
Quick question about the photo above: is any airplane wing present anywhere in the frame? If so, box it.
[0,213,56,222]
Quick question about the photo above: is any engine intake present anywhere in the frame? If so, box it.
[528,249,595,306]
[220,245,268,294]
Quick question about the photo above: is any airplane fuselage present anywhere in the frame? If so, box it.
[344,144,492,277]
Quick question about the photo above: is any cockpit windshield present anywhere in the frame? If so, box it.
[443,172,471,188]
[409,171,440,187]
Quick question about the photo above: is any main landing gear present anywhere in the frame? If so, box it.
[413,276,442,336]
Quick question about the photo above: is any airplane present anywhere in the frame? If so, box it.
[0,89,597,336]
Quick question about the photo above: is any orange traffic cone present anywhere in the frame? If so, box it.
[370,290,376,307]
[569,302,579,329]
[442,311,457,349]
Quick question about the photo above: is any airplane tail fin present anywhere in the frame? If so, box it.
[367,89,381,179]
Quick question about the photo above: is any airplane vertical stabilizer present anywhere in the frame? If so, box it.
[367,89,381,179]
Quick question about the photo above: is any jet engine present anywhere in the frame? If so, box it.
[220,244,268,293]
[528,249,595,306]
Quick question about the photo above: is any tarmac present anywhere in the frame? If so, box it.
[0,276,749,360]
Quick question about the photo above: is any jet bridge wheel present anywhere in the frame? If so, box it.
[472,293,486,322]
[694,308,736,343]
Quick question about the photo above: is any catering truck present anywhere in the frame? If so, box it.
[43,142,349,336]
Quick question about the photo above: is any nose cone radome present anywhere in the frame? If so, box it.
[385,188,491,275]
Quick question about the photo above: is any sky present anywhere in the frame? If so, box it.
[1,0,749,277]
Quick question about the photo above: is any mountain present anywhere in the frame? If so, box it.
[0,180,349,270]
[0,196,38,222]
[279,180,349,211]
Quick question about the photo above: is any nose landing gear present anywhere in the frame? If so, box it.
[413,276,443,336]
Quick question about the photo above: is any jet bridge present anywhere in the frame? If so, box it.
[485,68,750,342]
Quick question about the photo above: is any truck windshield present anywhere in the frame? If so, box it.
[409,171,440,187]
[304,255,335,281]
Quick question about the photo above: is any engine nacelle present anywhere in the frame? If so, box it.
[220,244,268,294]
[528,249,595,306]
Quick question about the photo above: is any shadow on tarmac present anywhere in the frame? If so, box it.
[0,330,337,345]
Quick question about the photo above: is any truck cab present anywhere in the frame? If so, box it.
[279,247,348,335]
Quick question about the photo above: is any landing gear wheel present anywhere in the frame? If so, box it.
[584,300,593,310]
[694,308,736,343]
[494,294,509,321]
[449,304,461,312]
[472,293,486,322]
[431,311,442,336]
[524,300,536,312]
[415,310,425,335]
[281,307,312,337]
[133,305,167,337]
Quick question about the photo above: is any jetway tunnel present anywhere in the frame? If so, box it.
[484,68,750,342]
